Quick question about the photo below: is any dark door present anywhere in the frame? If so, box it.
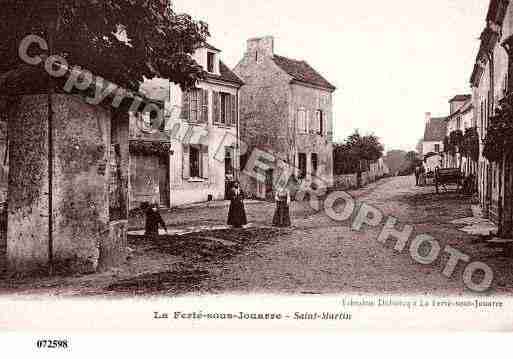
[265,168,274,200]
[159,154,170,208]
[224,147,235,199]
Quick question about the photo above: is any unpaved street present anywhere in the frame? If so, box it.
[1,175,512,297]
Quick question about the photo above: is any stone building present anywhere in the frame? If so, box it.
[470,0,513,233]
[129,42,244,209]
[421,113,446,172]
[234,36,336,199]
[443,95,475,173]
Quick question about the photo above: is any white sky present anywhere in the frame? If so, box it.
[173,0,489,152]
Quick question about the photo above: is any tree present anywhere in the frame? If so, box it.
[345,130,384,166]
[0,0,209,92]
[334,130,384,186]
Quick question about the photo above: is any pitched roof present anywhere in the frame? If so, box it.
[206,61,244,86]
[196,42,221,52]
[424,117,447,142]
[272,55,336,91]
[449,94,471,102]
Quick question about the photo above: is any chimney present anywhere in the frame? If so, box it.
[246,36,274,62]
[425,112,431,123]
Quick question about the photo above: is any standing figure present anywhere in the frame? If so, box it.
[414,166,421,186]
[144,202,168,238]
[272,187,291,227]
[227,181,247,228]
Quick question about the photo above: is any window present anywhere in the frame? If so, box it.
[207,52,215,73]
[220,93,228,124]
[311,153,318,176]
[181,89,208,123]
[183,144,209,180]
[225,146,234,176]
[190,146,201,178]
[315,110,324,135]
[298,153,307,179]
[213,92,237,126]
[298,109,307,133]
[456,116,461,130]
[434,144,440,153]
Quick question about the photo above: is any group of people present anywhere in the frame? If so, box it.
[227,181,292,228]
[144,181,292,237]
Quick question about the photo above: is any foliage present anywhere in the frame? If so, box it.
[334,130,384,175]
[483,104,513,163]
[0,0,209,91]
[461,127,480,162]
[443,136,452,155]
[345,130,384,162]
[444,130,463,156]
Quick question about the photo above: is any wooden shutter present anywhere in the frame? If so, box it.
[225,95,232,125]
[231,95,237,126]
[201,145,209,179]
[202,89,209,124]
[181,91,189,120]
[182,145,190,179]
[213,91,220,124]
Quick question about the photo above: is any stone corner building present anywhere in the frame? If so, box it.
[234,36,336,199]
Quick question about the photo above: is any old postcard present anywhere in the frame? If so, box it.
[1,0,513,349]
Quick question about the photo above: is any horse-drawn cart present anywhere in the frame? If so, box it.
[434,168,463,194]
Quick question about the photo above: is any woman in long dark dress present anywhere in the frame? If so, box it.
[272,187,291,227]
[227,181,247,228]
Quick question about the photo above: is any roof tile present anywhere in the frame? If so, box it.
[272,55,336,90]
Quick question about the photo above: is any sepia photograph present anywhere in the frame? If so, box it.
[1,0,513,344]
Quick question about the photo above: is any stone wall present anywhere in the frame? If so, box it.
[7,94,129,275]
[7,95,50,273]
[333,170,387,191]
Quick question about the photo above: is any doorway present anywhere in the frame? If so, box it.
[265,168,274,200]
[159,154,170,208]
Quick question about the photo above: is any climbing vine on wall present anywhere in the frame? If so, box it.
[444,130,464,156]
[483,104,513,163]
[461,127,480,162]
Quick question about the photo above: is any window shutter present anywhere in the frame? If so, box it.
[181,91,189,120]
[226,95,232,125]
[182,145,190,179]
[213,91,220,124]
[231,95,237,126]
[202,89,209,124]
[201,145,209,179]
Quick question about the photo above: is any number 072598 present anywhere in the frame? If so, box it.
[36,339,68,349]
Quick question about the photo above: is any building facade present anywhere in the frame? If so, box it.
[421,112,446,172]
[234,36,336,199]
[443,95,475,174]
[471,0,513,232]
[129,42,244,209]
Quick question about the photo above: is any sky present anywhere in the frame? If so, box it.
[173,0,489,152]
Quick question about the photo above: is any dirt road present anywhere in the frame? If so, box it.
[2,175,512,297]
